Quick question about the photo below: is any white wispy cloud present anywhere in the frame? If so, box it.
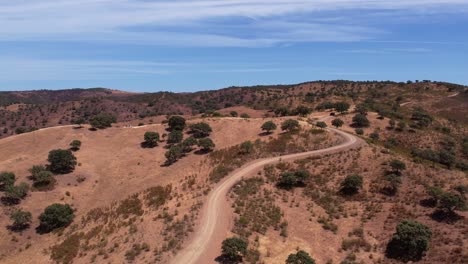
[0,0,467,46]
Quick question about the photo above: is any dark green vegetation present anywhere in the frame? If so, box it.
[38,203,75,233]
[69,140,81,151]
[221,237,248,262]
[340,174,363,195]
[386,220,432,262]
[286,250,316,264]
[48,149,77,174]
[9,209,32,231]
[89,113,116,129]
[143,131,160,148]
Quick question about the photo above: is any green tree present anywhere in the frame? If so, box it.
[281,119,300,132]
[168,116,186,131]
[34,171,54,187]
[316,121,327,129]
[261,121,277,134]
[89,113,116,129]
[389,160,406,174]
[277,170,310,189]
[221,237,248,261]
[0,171,16,190]
[386,220,432,261]
[240,113,250,118]
[286,250,316,264]
[181,137,197,152]
[198,138,215,152]
[369,132,379,140]
[48,149,77,174]
[29,165,47,179]
[10,209,32,230]
[340,174,363,195]
[388,119,396,129]
[69,140,81,151]
[396,121,406,131]
[164,145,183,165]
[352,114,370,128]
[38,204,74,233]
[439,192,466,213]
[230,111,238,117]
[331,118,344,128]
[239,141,254,154]
[355,128,364,135]
[334,101,350,113]
[167,130,183,144]
[72,118,85,128]
[143,131,160,147]
[295,105,312,117]
[439,150,455,169]
[189,122,212,138]
[4,182,29,204]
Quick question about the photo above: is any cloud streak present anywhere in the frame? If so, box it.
[1,0,467,46]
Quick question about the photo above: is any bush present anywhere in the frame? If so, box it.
[198,138,215,152]
[239,141,254,154]
[355,128,364,135]
[89,113,116,129]
[34,170,54,187]
[334,101,350,113]
[261,121,277,134]
[29,165,46,178]
[0,171,16,190]
[352,114,370,128]
[69,140,81,151]
[386,220,432,261]
[316,121,327,129]
[369,132,379,140]
[143,131,160,147]
[294,105,313,116]
[168,116,186,131]
[167,130,183,144]
[439,192,466,212]
[3,183,29,204]
[240,113,250,118]
[277,170,310,189]
[230,111,238,117]
[48,149,77,174]
[389,159,406,174]
[331,118,344,128]
[38,204,74,233]
[281,119,300,132]
[181,137,197,152]
[165,145,183,165]
[221,237,248,261]
[189,122,212,138]
[340,174,363,195]
[10,209,32,230]
[286,250,316,264]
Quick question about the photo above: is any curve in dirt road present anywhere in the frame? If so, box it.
[171,128,363,264]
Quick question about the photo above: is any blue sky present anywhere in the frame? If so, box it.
[1,0,467,92]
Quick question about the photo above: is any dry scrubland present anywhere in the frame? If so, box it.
[0,81,467,264]
[0,114,339,263]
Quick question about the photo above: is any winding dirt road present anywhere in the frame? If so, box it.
[171,127,363,264]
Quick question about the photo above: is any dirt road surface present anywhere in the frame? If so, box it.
[171,128,363,264]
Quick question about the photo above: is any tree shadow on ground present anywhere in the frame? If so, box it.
[214,255,241,264]
[430,209,463,224]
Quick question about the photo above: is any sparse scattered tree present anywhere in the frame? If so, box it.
[0,171,16,190]
[38,204,74,233]
[388,119,396,129]
[286,250,316,264]
[89,113,116,129]
[295,105,313,117]
[396,121,406,131]
[334,101,350,113]
[340,174,363,195]
[230,111,238,117]
[167,130,183,144]
[239,141,254,154]
[164,145,183,164]
[281,119,300,132]
[389,160,406,174]
[355,128,364,135]
[189,122,212,138]
[386,220,432,262]
[221,237,248,261]
[369,132,379,140]
[316,121,327,129]
[168,116,186,131]
[33,171,54,187]
[198,138,215,152]
[47,149,77,174]
[240,113,250,118]
[181,137,197,152]
[261,121,277,134]
[29,165,46,179]
[143,131,160,147]
[72,118,85,128]
[352,114,370,128]
[277,170,310,189]
[10,209,32,230]
[439,192,466,213]
[331,118,344,128]
[3,182,29,204]
[69,140,81,151]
